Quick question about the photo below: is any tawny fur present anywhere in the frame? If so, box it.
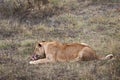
[29,41,113,64]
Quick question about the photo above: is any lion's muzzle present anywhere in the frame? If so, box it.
[31,55,40,61]
[30,54,46,61]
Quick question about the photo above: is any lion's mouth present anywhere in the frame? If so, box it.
[31,54,46,61]
[31,55,39,61]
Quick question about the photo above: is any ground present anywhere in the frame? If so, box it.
[0,0,120,80]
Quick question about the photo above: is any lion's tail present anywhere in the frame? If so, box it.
[98,54,114,60]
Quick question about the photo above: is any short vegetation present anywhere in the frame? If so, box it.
[0,0,120,80]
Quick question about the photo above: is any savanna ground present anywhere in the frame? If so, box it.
[0,0,120,80]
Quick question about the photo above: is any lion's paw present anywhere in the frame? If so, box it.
[29,61,38,64]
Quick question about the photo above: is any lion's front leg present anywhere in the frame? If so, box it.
[29,58,53,64]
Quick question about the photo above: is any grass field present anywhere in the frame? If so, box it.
[0,0,120,80]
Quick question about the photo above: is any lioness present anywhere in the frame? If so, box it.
[29,41,113,64]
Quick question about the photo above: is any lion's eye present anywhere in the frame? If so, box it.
[38,44,42,47]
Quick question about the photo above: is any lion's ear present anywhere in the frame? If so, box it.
[36,41,42,47]
[38,43,42,47]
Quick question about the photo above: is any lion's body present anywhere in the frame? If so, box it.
[29,41,113,64]
[45,42,97,62]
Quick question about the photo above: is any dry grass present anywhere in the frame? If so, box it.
[0,0,120,80]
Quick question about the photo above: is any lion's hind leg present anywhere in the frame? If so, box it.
[78,47,97,61]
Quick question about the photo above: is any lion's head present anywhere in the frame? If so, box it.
[31,41,46,61]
